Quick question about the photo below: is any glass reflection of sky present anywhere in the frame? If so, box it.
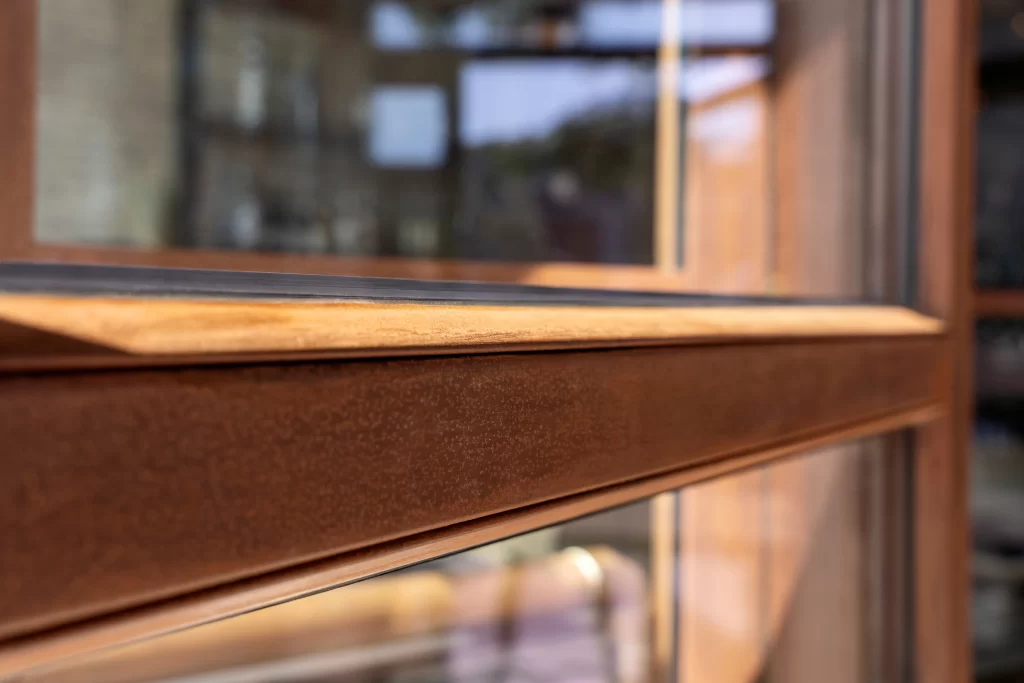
[577,0,774,47]
[368,0,773,162]
[369,86,448,167]
[369,56,769,163]
[460,57,769,147]
[459,60,654,147]
[370,2,424,49]
[372,0,775,50]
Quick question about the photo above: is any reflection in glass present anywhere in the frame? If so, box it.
[371,0,775,52]
[976,0,1024,288]
[26,500,657,683]
[678,438,909,683]
[24,436,909,683]
[974,320,1024,679]
[45,0,741,263]
[35,0,913,296]
[35,0,907,296]
[973,3,1024,679]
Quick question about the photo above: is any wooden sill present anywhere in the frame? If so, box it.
[0,296,943,371]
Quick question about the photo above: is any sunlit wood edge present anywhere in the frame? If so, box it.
[0,403,940,679]
[0,296,944,364]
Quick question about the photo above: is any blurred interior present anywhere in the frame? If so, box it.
[973,3,1024,682]
[34,0,911,297]
[22,440,907,683]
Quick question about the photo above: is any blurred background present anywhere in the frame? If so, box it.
[974,2,1024,681]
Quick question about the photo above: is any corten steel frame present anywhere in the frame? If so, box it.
[0,0,974,680]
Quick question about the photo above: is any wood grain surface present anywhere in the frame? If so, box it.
[0,405,938,678]
[0,296,942,370]
[0,337,942,646]
[916,0,976,681]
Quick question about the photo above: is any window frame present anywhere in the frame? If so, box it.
[0,0,974,680]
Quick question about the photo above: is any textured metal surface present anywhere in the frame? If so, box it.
[0,337,941,641]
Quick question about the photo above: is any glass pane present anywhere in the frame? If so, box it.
[679,436,910,683]
[976,0,1024,290]
[974,319,1024,681]
[22,435,909,683]
[974,2,1024,679]
[33,0,916,297]
[24,499,660,683]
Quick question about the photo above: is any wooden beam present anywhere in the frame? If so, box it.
[0,296,942,371]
